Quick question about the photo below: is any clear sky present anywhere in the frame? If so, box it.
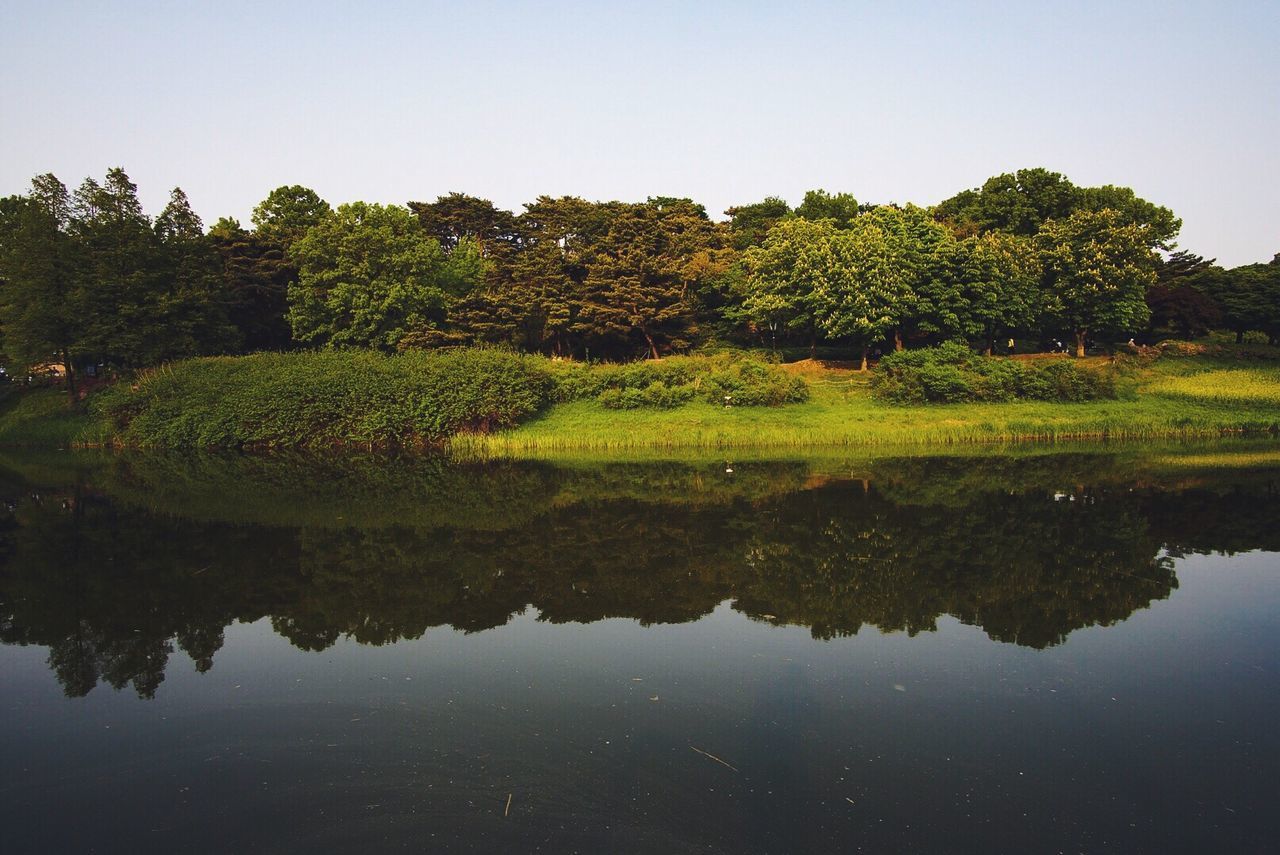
[2,0,1276,265]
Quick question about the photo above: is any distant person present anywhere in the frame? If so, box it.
[1007,338,1015,354]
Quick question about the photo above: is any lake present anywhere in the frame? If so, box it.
[1,446,1277,853]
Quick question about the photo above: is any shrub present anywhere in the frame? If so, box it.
[548,354,808,409]
[599,381,697,409]
[872,344,1117,404]
[93,348,555,449]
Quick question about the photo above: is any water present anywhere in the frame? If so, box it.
[1,448,1278,853]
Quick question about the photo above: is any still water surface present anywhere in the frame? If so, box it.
[1,449,1277,853]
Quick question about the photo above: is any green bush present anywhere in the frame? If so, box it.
[872,344,1116,404]
[92,348,555,449]
[547,354,808,409]
[599,381,697,409]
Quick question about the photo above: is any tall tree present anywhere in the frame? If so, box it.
[580,200,719,358]
[287,202,477,350]
[814,214,918,369]
[153,188,240,357]
[794,189,859,229]
[740,218,837,356]
[407,193,518,261]
[724,197,791,250]
[70,168,167,367]
[935,168,1080,236]
[1206,258,1280,344]
[0,175,87,402]
[953,232,1043,354]
[497,196,612,356]
[935,168,1180,250]
[251,185,331,250]
[1037,209,1157,356]
[1146,251,1224,339]
[208,218,295,352]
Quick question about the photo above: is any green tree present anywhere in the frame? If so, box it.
[153,188,240,357]
[208,217,295,351]
[1037,209,1157,356]
[70,168,168,367]
[936,168,1180,250]
[581,200,719,358]
[952,232,1043,354]
[794,189,859,228]
[724,196,791,250]
[740,218,833,356]
[287,202,474,350]
[498,196,613,356]
[407,192,518,260]
[935,168,1080,236]
[815,213,917,369]
[1208,257,1280,344]
[0,174,87,402]
[251,185,331,250]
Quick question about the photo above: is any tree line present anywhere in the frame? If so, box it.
[1,166,1277,394]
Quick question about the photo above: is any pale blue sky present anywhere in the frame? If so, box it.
[2,0,1276,265]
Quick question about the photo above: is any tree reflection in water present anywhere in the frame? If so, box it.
[0,451,1276,698]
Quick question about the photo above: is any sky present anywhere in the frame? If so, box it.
[1,0,1277,266]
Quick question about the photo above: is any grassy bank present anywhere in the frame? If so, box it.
[0,346,1277,454]
[451,352,1280,455]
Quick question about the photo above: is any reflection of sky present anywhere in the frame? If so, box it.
[1,1,1277,266]
[3,552,1279,852]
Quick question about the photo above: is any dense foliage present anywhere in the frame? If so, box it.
[2,165,1276,403]
[871,342,1117,404]
[92,349,555,448]
[548,354,809,409]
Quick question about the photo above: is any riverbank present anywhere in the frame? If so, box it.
[1,347,1277,454]
[451,352,1280,455]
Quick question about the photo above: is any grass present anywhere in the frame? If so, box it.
[451,351,1280,456]
[0,386,111,447]
[1,345,1277,456]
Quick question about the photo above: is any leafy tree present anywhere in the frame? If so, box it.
[1037,209,1157,356]
[407,192,518,259]
[794,189,859,228]
[724,196,791,250]
[935,168,1080,236]
[740,218,830,356]
[251,185,331,250]
[952,232,1043,354]
[815,213,916,369]
[580,200,720,358]
[0,175,87,401]
[1141,250,1225,340]
[1157,250,1219,283]
[864,205,952,349]
[70,168,169,367]
[153,188,240,357]
[936,168,1180,250]
[208,218,295,351]
[287,202,478,350]
[489,196,614,356]
[1146,282,1221,339]
[1208,258,1280,344]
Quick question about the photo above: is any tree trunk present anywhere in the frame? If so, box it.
[859,346,868,372]
[809,332,817,360]
[642,329,659,360]
[61,348,78,408]
[893,328,904,352]
[1075,330,1087,358]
